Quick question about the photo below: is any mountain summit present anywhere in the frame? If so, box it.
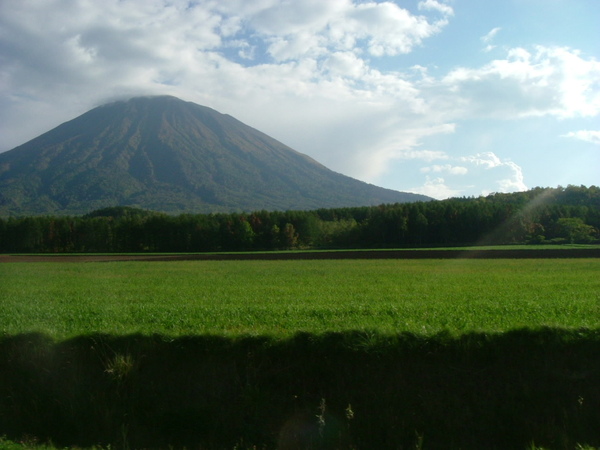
[0,96,430,215]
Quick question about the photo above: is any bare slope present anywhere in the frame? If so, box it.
[0,96,429,215]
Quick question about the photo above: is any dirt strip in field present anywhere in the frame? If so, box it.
[1,248,599,262]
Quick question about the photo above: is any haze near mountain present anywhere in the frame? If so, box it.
[0,96,429,216]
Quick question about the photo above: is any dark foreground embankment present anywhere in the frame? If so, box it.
[1,330,599,449]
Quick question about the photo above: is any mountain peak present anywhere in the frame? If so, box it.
[0,96,430,216]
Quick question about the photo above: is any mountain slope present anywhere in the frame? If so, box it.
[0,96,430,215]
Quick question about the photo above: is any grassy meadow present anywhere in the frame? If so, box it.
[1,256,600,449]
[1,258,599,338]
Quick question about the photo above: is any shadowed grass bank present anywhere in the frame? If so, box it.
[1,329,599,449]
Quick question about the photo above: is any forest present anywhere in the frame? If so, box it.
[0,185,598,253]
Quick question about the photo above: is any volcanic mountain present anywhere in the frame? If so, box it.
[0,96,430,216]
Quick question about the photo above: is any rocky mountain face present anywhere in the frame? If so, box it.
[0,96,430,215]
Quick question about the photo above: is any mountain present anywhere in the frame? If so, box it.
[0,96,430,216]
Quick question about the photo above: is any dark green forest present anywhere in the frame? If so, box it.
[1,186,598,253]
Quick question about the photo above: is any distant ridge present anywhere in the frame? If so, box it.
[0,96,430,216]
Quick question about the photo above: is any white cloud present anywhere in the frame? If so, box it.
[323,51,368,78]
[481,27,501,52]
[420,164,468,175]
[397,150,450,162]
[461,152,505,169]
[418,0,454,17]
[247,0,347,36]
[497,162,527,192]
[561,130,600,145]
[219,0,451,61]
[435,46,600,119]
[340,123,456,181]
[460,152,527,193]
[481,27,501,43]
[411,177,462,200]
[405,152,525,199]
[0,1,596,200]
[345,2,449,57]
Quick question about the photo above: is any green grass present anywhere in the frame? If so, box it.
[0,436,104,450]
[1,257,599,449]
[2,258,598,339]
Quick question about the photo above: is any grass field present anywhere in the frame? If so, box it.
[2,257,600,449]
[1,258,599,339]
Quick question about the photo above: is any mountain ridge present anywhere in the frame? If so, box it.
[0,95,430,216]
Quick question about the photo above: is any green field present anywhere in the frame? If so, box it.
[2,257,600,449]
[2,258,599,339]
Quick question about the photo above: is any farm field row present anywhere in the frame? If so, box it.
[2,258,598,339]
[1,244,600,263]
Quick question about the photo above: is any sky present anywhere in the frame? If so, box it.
[1,0,598,200]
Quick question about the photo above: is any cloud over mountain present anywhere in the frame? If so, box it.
[1,0,598,199]
[0,96,429,216]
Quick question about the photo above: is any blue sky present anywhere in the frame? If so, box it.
[1,0,598,199]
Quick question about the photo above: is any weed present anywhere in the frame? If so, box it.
[104,353,134,382]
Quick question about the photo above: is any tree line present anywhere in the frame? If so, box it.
[1,185,598,253]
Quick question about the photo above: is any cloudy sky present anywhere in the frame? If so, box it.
[1,0,598,199]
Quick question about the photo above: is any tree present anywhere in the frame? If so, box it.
[555,218,597,243]
[268,224,281,249]
[281,223,299,249]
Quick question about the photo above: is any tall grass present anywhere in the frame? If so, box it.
[1,259,598,338]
